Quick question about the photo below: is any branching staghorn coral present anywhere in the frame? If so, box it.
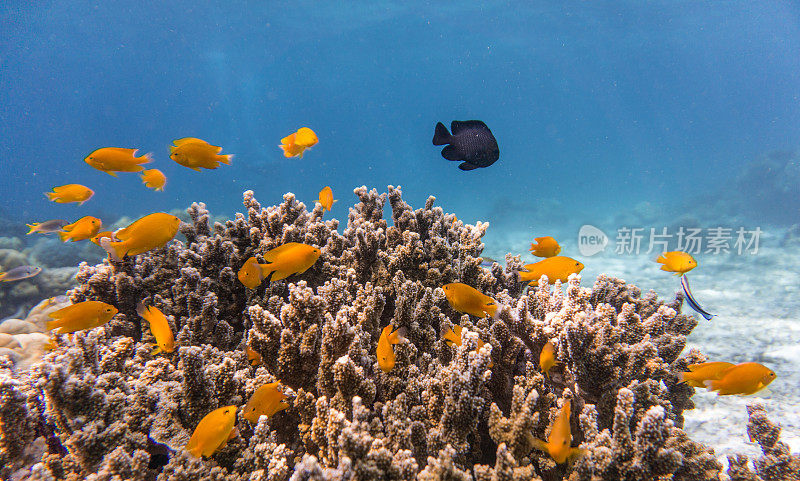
[0,186,796,481]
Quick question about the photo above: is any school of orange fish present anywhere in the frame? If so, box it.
[3,128,777,462]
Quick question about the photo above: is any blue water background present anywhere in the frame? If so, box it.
[2,1,799,236]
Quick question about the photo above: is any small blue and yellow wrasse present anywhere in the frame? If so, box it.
[185,406,238,458]
[84,147,152,176]
[656,251,697,276]
[529,236,561,258]
[377,324,406,373]
[680,275,714,320]
[26,219,68,235]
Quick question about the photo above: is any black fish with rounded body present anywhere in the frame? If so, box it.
[432,120,500,170]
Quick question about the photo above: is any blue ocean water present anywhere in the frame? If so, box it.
[1,1,799,231]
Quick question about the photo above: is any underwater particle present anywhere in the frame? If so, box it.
[517,256,584,285]
[703,362,777,395]
[243,381,290,423]
[539,340,559,379]
[44,184,94,205]
[316,186,337,212]
[678,361,735,388]
[140,168,167,191]
[656,251,697,276]
[442,282,500,318]
[169,137,233,171]
[236,243,321,288]
[680,274,715,320]
[136,302,174,354]
[443,324,463,346]
[84,147,153,176]
[279,127,318,158]
[432,120,500,171]
[26,219,68,235]
[530,236,561,258]
[184,405,238,458]
[0,265,42,282]
[246,345,262,366]
[530,398,584,464]
[59,216,102,242]
[46,300,118,334]
[100,212,181,260]
[377,324,406,373]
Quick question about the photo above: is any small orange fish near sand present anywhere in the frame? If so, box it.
[170,138,233,171]
[377,324,406,373]
[84,147,152,176]
[47,301,118,334]
[185,406,238,458]
[518,256,584,285]
[237,243,321,288]
[45,184,94,205]
[656,251,697,276]
[101,213,181,260]
[703,362,776,395]
[316,186,337,212]
[530,236,561,257]
[279,127,318,158]
[59,216,102,242]
[140,168,167,191]
[531,399,584,464]
[243,381,290,423]
[442,283,499,318]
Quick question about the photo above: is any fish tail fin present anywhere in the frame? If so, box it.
[44,192,57,201]
[389,327,407,344]
[150,344,161,355]
[530,437,549,454]
[432,122,451,145]
[100,237,124,261]
[140,152,154,164]
[136,301,148,319]
[221,154,233,165]
[26,224,37,235]
[58,231,70,242]
[656,253,667,263]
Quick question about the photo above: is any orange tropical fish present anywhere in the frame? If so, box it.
[442,283,499,318]
[101,213,181,260]
[539,341,559,379]
[678,361,735,388]
[47,301,118,334]
[170,138,233,171]
[137,302,174,354]
[377,324,405,373]
[185,406,238,458]
[59,216,102,242]
[237,243,321,288]
[518,256,584,285]
[246,345,262,366]
[703,362,776,395]
[656,251,697,276]
[279,127,318,158]
[443,325,463,346]
[530,236,561,257]
[140,168,167,191]
[45,184,94,205]
[316,186,337,212]
[243,381,290,423]
[84,147,152,176]
[531,399,584,464]
[90,231,116,246]
[26,219,68,235]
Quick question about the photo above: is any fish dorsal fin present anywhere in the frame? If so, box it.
[262,242,301,262]
[451,120,488,135]
[173,137,206,146]
[104,147,138,154]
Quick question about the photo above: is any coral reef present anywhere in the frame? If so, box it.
[0,187,797,480]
